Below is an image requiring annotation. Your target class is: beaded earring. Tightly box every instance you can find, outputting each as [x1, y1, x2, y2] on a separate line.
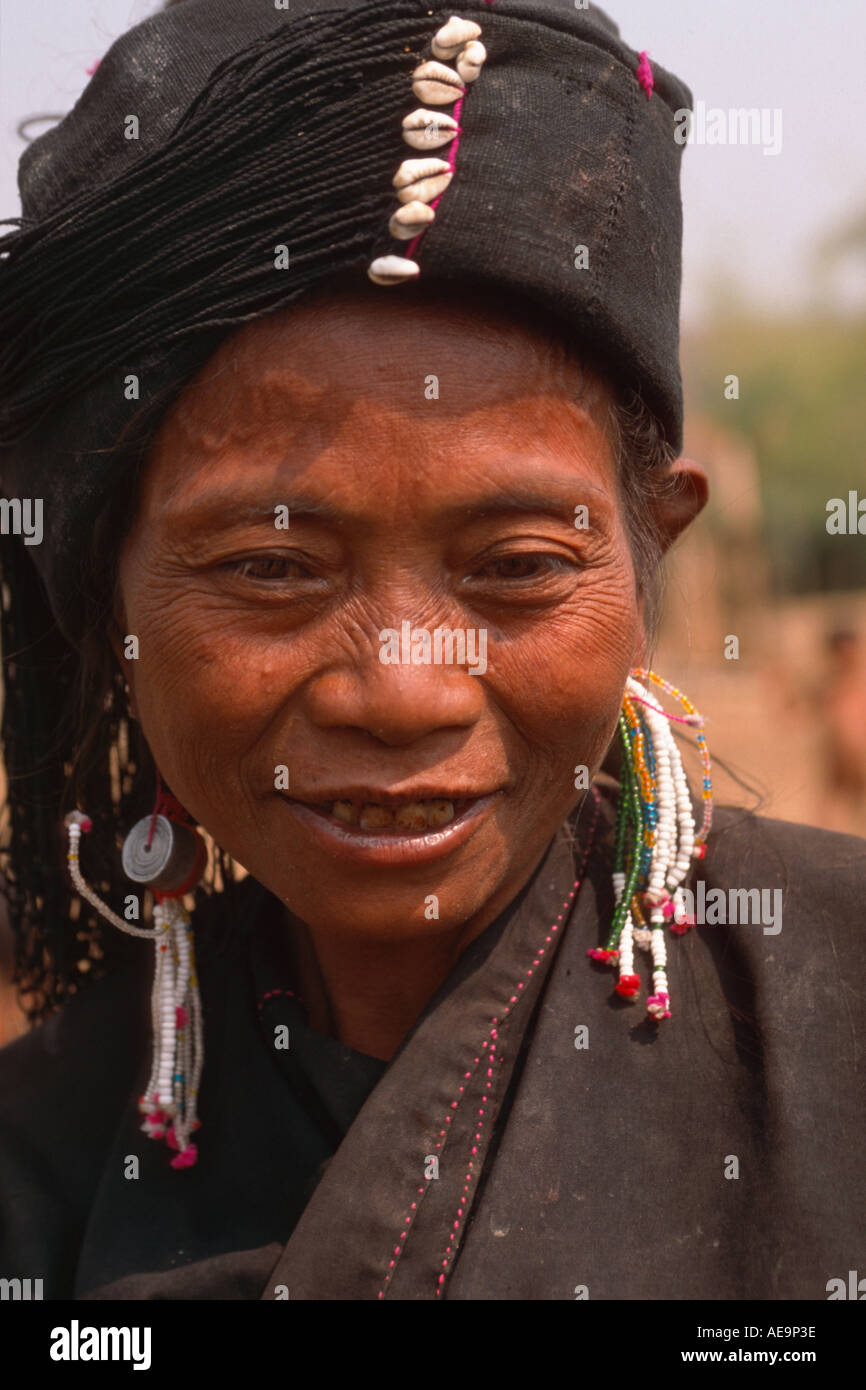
[588, 669, 713, 1020]
[64, 775, 208, 1168]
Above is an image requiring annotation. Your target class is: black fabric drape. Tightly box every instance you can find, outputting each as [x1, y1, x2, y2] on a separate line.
[1, 794, 864, 1300]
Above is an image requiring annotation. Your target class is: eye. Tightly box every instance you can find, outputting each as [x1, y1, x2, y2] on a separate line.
[227, 554, 317, 582]
[466, 552, 577, 583]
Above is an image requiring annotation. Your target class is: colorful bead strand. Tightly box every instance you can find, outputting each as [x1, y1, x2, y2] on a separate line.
[587, 672, 713, 1022]
[631, 667, 713, 850]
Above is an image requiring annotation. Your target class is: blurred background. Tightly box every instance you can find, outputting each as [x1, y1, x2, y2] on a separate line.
[1, 0, 865, 1041]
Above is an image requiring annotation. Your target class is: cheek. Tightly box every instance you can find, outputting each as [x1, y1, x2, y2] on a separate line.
[118, 571, 294, 811]
[488, 559, 638, 786]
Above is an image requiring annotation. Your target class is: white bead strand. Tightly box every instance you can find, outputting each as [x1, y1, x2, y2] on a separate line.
[64, 810, 204, 1167]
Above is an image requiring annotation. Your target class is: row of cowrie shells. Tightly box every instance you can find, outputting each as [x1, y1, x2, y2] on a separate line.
[368, 15, 487, 286]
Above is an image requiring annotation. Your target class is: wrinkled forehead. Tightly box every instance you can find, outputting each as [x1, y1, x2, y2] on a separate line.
[133, 284, 620, 530]
[156, 280, 615, 458]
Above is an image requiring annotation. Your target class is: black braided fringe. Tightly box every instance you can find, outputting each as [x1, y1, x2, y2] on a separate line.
[0, 1, 446, 447]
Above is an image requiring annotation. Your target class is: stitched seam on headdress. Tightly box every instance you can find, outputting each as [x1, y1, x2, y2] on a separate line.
[483, 4, 683, 113]
[591, 78, 638, 311]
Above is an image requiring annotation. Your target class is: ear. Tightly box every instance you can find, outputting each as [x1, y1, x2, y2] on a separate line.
[651, 456, 709, 553]
[630, 457, 709, 669]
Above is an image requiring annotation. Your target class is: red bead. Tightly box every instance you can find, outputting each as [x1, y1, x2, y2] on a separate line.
[670, 917, 694, 935]
[615, 974, 641, 998]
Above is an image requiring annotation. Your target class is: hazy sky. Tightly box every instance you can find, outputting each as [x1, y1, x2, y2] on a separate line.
[2, 0, 864, 326]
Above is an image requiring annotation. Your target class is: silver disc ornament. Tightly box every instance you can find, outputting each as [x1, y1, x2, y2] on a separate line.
[121, 814, 206, 893]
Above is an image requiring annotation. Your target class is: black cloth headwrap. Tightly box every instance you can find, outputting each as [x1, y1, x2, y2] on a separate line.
[0, 0, 692, 646]
[0, 0, 692, 1016]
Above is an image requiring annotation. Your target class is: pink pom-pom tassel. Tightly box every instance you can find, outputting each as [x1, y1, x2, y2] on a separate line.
[647, 992, 672, 1019]
[169, 1144, 198, 1170]
[636, 51, 654, 100]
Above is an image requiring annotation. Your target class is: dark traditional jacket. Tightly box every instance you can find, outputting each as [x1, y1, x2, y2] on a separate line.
[1, 791, 864, 1300]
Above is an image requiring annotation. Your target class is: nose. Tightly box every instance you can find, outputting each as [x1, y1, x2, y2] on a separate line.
[304, 649, 486, 747]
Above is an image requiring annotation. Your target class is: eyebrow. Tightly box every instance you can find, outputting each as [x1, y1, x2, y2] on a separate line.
[163, 493, 343, 534]
[443, 477, 611, 524]
[164, 474, 611, 533]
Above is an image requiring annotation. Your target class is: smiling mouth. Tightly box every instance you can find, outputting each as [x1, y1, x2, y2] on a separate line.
[280, 789, 502, 864]
[299, 796, 477, 835]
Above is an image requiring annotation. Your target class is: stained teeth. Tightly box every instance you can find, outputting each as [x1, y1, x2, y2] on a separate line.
[329, 798, 458, 830]
[359, 804, 394, 830]
[394, 802, 430, 831]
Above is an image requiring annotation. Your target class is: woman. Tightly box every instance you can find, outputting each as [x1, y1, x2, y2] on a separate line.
[0, 0, 863, 1302]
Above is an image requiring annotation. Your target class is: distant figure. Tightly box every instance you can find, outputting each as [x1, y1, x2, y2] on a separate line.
[819, 628, 866, 834]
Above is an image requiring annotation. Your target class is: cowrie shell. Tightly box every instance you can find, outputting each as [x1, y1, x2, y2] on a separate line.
[411, 59, 465, 105]
[402, 107, 459, 150]
[431, 15, 482, 61]
[393, 156, 452, 204]
[367, 255, 421, 286]
[389, 200, 436, 240]
[456, 40, 486, 83]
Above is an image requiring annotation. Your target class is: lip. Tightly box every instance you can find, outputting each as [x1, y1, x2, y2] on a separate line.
[278, 791, 503, 868]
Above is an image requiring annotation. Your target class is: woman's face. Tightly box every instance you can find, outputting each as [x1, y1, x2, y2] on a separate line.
[114, 287, 658, 944]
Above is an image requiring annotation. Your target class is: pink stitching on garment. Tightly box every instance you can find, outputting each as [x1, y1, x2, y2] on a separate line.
[375, 786, 602, 1299]
[256, 987, 304, 1012]
[434, 788, 602, 1296]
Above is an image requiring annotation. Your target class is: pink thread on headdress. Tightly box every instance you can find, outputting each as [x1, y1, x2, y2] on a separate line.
[404, 95, 466, 262]
[637, 51, 654, 100]
[403, 7, 496, 263]
[85, 59, 101, 76]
